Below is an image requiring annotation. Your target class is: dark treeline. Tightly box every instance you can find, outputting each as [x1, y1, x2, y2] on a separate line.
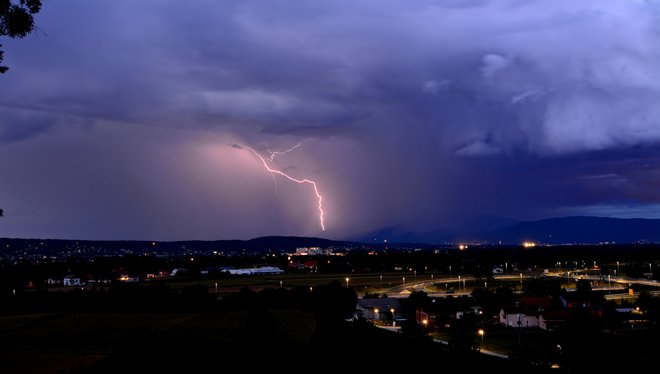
[3, 277, 658, 372]
[1, 242, 658, 371]
[0, 280, 552, 373]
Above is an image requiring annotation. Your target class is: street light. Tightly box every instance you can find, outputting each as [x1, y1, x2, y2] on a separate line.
[390, 308, 395, 326]
[379, 274, 383, 288]
[402, 277, 406, 284]
[478, 329, 485, 348]
[345, 277, 350, 288]
[449, 265, 452, 279]
[374, 308, 379, 321]
[616, 261, 620, 276]
[458, 275, 461, 290]
[214, 282, 218, 298]
[557, 344, 562, 360]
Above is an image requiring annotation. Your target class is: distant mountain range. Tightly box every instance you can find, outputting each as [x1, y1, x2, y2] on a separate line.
[3, 217, 660, 255]
[354, 216, 660, 245]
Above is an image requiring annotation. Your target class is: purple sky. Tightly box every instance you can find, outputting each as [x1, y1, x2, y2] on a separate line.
[1, 0, 660, 241]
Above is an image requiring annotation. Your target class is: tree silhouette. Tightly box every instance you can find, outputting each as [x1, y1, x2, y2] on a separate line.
[575, 279, 592, 294]
[1, 0, 43, 73]
[449, 312, 479, 352]
[406, 290, 431, 310]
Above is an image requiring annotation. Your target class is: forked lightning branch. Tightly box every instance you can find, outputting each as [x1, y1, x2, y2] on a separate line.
[231, 143, 326, 231]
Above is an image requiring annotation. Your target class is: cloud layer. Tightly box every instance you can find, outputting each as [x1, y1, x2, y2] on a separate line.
[1, 0, 659, 240]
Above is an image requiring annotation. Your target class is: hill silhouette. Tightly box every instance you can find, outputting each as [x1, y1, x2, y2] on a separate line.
[355, 216, 660, 245]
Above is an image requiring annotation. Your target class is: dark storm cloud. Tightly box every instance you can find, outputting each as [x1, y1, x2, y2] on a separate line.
[0, 107, 55, 144]
[1, 0, 660, 240]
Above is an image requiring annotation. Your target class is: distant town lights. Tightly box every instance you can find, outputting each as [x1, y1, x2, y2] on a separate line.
[522, 241, 536, 248]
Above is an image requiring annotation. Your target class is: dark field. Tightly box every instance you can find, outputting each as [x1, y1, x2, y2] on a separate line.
[1, 243, 658, 373]
[0, 310, 548, 374]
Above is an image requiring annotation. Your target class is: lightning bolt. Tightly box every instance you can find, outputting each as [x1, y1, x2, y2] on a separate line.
[267, 143, 301, 162]
[232, 143, 326, 231]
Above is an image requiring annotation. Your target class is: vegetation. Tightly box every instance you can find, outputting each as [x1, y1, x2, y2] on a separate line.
[0, 0, 42, 73]
[1, 242, 659, 372]
[426, 278, 660, 372]
[0, 280, 552, 373]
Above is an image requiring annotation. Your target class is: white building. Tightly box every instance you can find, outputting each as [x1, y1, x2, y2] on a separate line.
[225, 266, 284, 275]
[63, 275, 82, 287]
[499, 306, 539, 328]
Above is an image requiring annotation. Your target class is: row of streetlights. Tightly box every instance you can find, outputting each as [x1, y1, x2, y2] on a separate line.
[271, 264, 653, 293]
[214, 271, 523, 298]
[215, 261, 653, 296]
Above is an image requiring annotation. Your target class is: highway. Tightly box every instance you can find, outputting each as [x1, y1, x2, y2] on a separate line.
[372, 271, 660, 299]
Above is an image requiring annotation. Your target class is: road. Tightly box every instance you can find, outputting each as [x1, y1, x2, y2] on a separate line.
[377, 325, 510, 359]
[370, 271, 660, 299]
[374, 274, 532, 298]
